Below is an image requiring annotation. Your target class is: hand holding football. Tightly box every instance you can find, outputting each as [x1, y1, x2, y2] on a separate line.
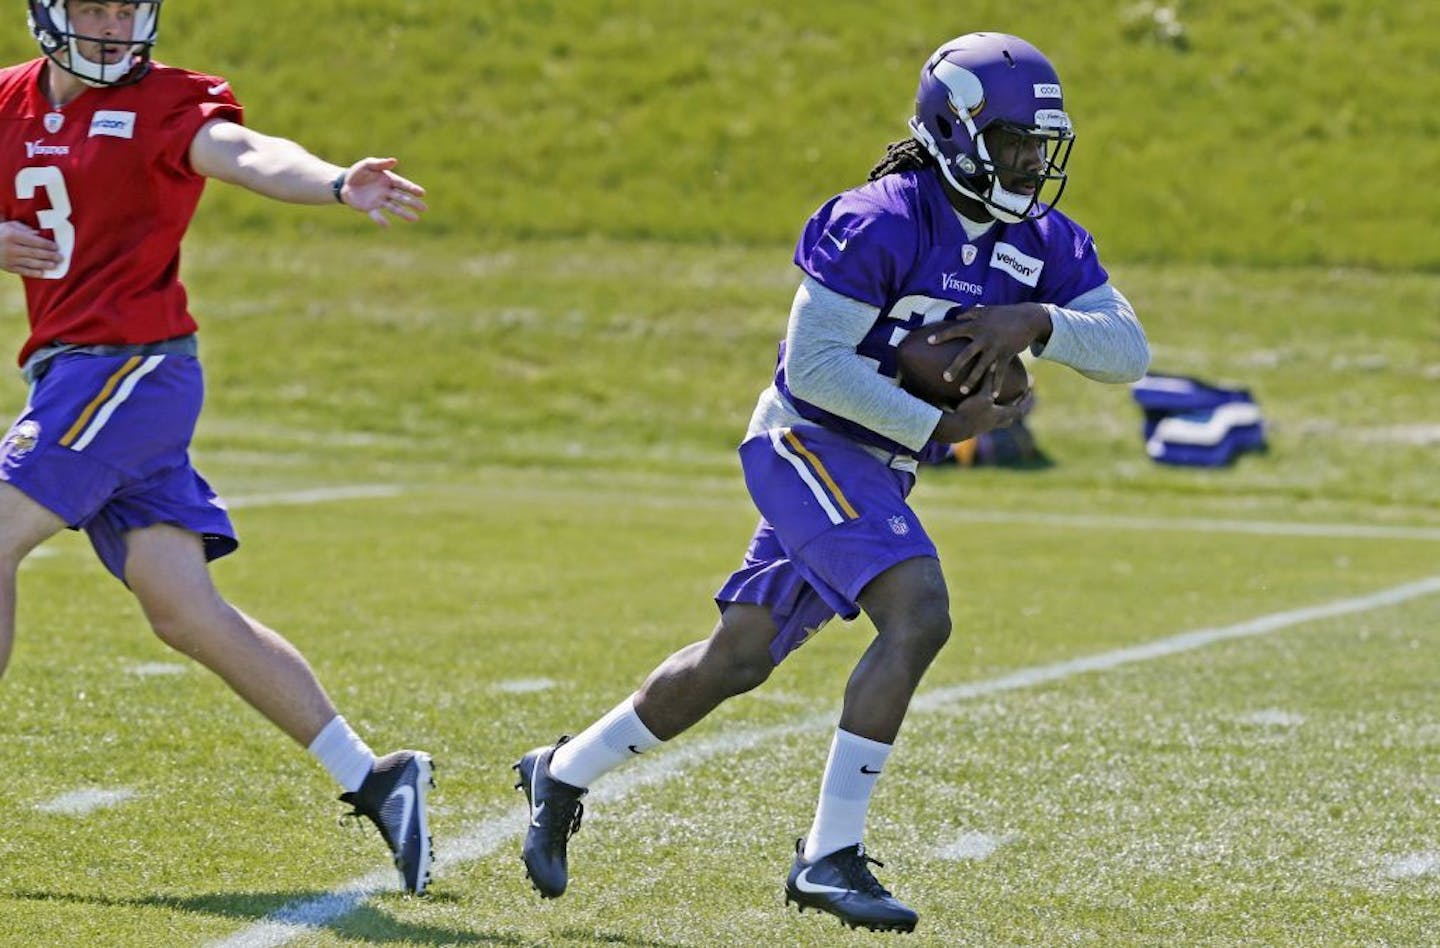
[896, 330, 1030, 409]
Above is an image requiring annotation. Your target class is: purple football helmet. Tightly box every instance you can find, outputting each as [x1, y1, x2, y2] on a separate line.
[28, 0, 161, 88]
[909, 33, 1074, 222]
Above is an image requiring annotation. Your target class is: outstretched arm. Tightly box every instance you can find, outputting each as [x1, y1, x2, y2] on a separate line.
[188, 119, 428, 228]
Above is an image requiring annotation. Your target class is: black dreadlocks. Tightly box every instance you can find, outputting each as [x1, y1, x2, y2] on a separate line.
[866, 138, 935, 181]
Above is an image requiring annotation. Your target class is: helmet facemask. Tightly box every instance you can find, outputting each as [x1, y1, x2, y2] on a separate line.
[28, 0, 162, 88]
[967, 119, 1073, 223]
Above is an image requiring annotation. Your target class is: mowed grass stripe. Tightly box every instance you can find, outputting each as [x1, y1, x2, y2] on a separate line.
[211, 573, 1440, 947]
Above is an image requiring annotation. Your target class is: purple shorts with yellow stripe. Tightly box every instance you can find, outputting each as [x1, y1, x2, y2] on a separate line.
[715, 424, 938, 665]
[0, 350, 236, 580]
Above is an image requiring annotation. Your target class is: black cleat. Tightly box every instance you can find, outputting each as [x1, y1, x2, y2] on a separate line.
[513, 737, 587, 899]
[784, 838, 918, 933]
[340, 750, 435, 894]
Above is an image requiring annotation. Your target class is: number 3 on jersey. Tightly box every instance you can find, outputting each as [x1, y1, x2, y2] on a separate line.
[15, 166, 73, 279]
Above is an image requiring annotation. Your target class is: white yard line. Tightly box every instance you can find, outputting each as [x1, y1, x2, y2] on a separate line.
[1383, 852, 1440, 879]
[491, 678, 558, 694]
[935, 831, 1018, 862]
[125, 661, 189, 677]
[36, 787, 136, 816]
[224, 485, 404, 509]
[912, 575, 1440, 711]
[924, 508, 1440, 542]
[211, 573, 1440, 948]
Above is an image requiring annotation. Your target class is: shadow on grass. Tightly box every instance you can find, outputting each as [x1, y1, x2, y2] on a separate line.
[1, 888, 520, 945]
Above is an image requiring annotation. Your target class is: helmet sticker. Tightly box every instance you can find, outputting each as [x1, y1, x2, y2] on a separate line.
[1034, 109, 1072, 131]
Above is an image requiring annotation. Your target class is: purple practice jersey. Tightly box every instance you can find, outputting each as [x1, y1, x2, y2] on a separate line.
[776, 167, 1109, 455]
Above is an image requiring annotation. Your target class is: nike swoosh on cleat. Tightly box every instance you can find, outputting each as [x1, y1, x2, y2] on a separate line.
[530, 800, 546, 828]
[392, 784, 415, 841]
[860, 765, 882, 775]
[794, 866, 852, 896]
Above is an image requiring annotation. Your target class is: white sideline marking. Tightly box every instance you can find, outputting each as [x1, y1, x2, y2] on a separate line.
[492, 678, 556, 694]
[125, 661, 189, 677]
[225, 485, 403, 509]
[1383, 852, 1440, 879]
[1235, 709, 1306, 727]
[211, 574, 1440, 947]
[36, 787, 135, 815]
[925, 508, 1440, 543]
[912, 575, 1440, 713]
[936, 831, 1016, 861]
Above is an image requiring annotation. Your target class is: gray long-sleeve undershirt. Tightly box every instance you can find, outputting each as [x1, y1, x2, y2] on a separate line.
[745, 276, 1150, 454]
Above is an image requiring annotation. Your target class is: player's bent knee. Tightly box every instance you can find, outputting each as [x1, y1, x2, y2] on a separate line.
[146, 612, 198, 653]
[142, 598, 238, 655]
[709, 603, 780, 694]
[885, 607, 952, 662]
[722, 652, 774, 695]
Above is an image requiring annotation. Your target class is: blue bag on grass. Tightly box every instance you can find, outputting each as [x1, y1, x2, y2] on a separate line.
[1131, 373, 1266, 467]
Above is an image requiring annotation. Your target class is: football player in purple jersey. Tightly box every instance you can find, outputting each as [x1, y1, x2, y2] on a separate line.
[515, 32, 1149, 932]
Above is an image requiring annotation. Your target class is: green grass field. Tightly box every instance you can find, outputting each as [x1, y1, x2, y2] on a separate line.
[1, 1, 1438, 945]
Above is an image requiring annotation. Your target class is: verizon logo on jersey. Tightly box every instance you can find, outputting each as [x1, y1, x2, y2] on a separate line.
[89, 110, 136, 139]
[989, 242, 1044, 287]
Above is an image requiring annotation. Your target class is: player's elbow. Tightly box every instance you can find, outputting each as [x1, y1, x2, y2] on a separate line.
[1120, 324, 1152, 382]
[1089, 320, 1151, 383]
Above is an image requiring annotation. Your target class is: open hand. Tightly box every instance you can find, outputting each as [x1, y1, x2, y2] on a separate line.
[337, 157, 429, 228]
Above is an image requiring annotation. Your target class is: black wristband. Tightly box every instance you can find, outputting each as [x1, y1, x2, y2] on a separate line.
[330, 171, 346, 204]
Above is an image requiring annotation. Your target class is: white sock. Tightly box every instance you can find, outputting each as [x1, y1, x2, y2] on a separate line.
[802, 728, 893, 862]
[550, 694, 662, 788]
[308, 715, 377, 793]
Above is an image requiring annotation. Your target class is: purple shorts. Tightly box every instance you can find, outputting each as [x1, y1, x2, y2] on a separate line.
[0, 351, 236, 580]
[716, 424, 938, 665]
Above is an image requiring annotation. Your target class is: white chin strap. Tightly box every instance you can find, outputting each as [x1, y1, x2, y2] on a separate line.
[63, 45, 139, 86]
[981, 184, 1033, 224]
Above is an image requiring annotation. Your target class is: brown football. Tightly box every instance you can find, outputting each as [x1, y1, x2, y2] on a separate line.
[896, 330, 1030, 409]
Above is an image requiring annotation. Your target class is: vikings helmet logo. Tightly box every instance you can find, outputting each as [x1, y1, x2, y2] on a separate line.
[935, 60, 986, 119]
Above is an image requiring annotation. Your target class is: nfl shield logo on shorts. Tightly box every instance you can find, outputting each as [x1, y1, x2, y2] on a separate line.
[887, 515, 910, 536]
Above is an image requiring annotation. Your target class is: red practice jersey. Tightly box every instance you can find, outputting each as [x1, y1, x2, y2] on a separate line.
[0, 58, 243, 364]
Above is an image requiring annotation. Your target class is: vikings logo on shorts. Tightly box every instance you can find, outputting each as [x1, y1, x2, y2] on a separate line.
[1, 419, 41, 467]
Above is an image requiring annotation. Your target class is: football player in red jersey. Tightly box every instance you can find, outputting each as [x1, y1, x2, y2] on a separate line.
[0, 1, 434, 893]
